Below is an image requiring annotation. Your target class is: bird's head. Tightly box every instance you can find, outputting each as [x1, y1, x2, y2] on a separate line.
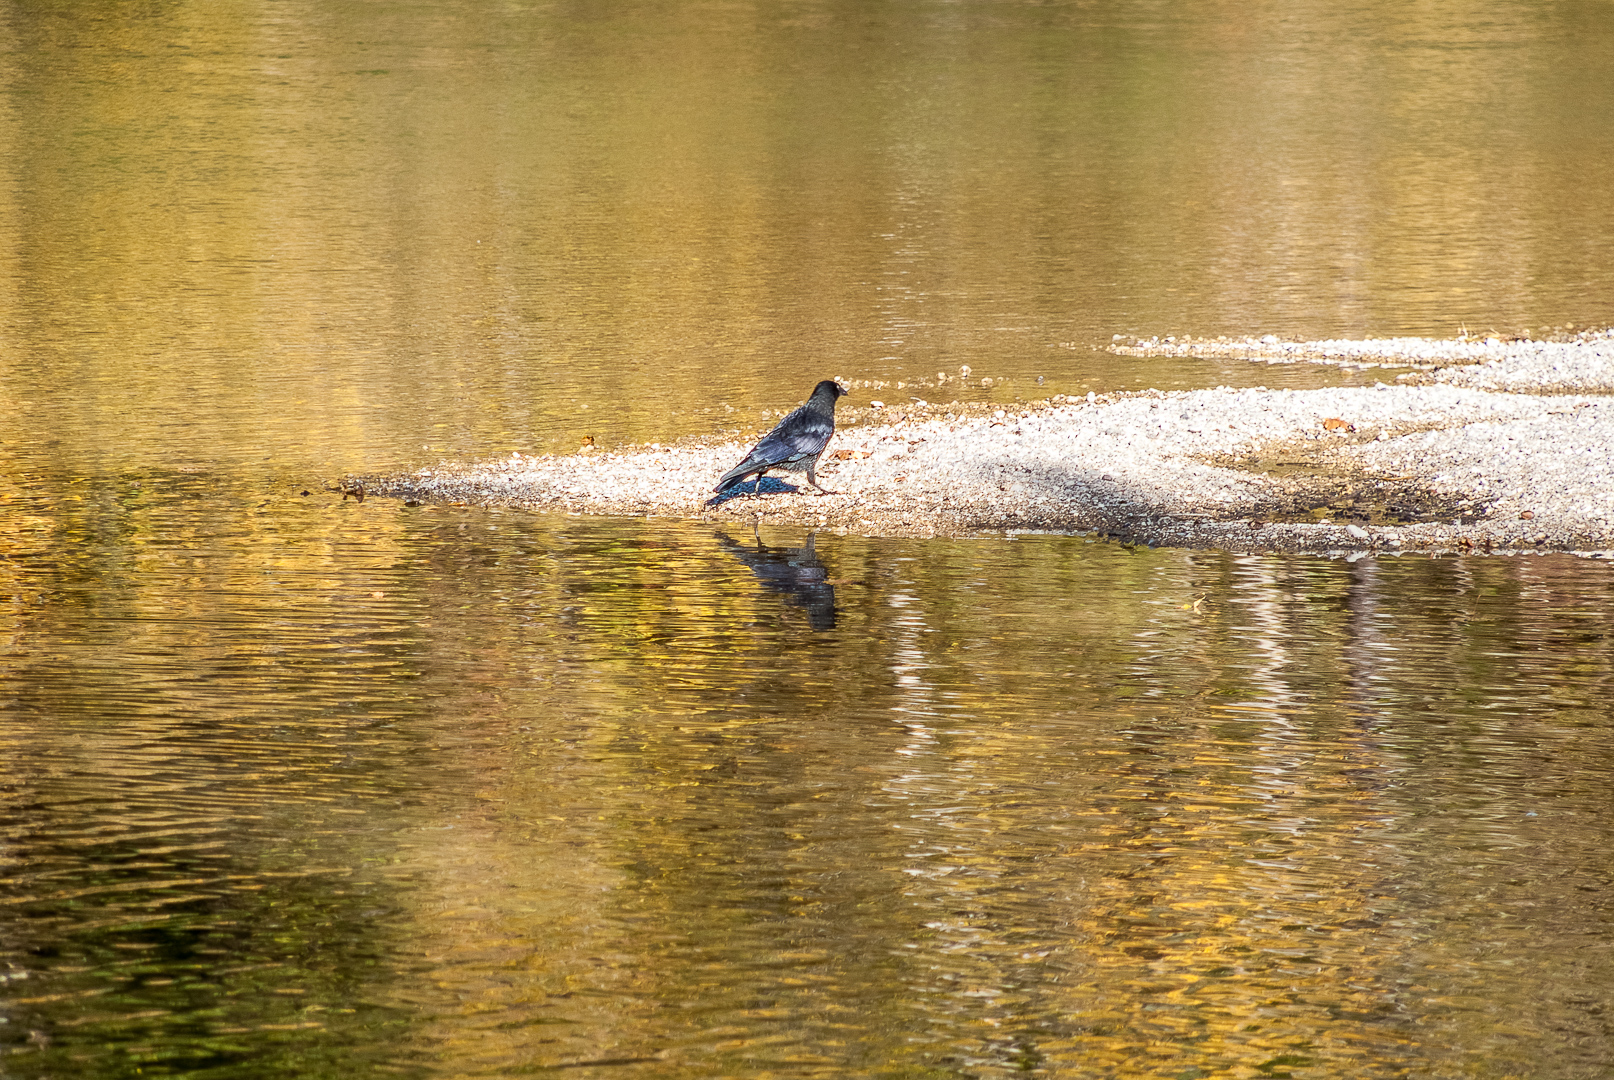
[812, 379, 846, 402]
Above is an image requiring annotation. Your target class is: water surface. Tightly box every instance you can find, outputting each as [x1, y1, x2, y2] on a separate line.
[4, 2, 1614, 1076]
[4, 0, 1613, 466]
[5, 496, 1614, 1077]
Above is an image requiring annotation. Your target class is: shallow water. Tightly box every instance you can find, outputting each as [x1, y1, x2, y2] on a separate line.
[4, 1, 1614, 1076]
[5, 492, 1614, 1077]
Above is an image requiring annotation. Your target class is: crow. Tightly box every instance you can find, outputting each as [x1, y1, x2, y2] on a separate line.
[714, 380, 846, 495]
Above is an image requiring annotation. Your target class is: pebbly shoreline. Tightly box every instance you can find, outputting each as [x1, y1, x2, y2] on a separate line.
[347, 331, 1614, 557]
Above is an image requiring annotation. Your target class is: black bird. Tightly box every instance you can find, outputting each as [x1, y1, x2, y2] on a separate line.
[714, 379, 846, 495]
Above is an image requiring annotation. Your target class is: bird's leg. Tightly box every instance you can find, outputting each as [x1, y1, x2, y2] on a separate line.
[806, 466, 836, 495]
[753, 475, 763, 495]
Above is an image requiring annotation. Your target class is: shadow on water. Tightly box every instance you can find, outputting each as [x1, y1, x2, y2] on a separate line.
[715, 529, 837, 630]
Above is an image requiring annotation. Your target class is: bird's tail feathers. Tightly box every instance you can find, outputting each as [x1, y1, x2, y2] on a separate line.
[714, 462, 759, 492]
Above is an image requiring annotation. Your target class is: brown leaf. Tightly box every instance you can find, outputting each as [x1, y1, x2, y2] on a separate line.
[1322, 417, 1354, 432]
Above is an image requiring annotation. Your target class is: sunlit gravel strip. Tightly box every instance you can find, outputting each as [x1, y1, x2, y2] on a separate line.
[352, 332, 1614, 558]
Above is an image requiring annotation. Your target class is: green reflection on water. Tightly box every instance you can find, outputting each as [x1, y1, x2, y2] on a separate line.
[5, 495, 1613, 1076]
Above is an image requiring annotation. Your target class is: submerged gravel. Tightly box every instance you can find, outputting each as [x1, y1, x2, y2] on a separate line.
[350, 332, 1614, 557]
[1113, 327, 1614, 394]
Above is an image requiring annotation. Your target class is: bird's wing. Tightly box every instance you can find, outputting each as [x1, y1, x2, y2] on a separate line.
[750, 406, 834, 465]
[714, 401, 837, 491]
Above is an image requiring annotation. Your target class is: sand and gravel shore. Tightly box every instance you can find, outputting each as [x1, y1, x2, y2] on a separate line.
[348, 330, 1614, 557]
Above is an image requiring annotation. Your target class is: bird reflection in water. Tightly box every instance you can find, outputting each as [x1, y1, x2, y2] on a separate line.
[716, 530, 837, 630]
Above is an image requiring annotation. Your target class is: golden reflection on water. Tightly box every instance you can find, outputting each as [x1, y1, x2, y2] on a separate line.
[52, 512, 1584, 1078]
[2, 495, 1613, 1075]
[4, 0, 1614, 474]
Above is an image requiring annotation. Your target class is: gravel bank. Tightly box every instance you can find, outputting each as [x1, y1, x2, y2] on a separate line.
[349, 333, 1614, 557]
